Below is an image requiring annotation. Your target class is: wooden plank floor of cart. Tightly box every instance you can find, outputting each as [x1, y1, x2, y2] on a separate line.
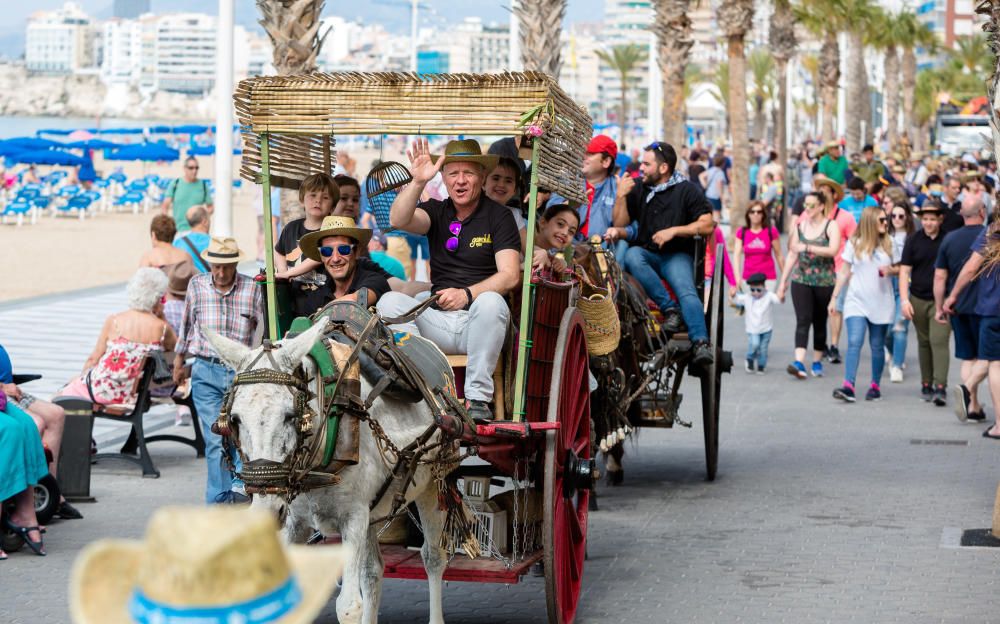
[381, 545, 543, 583]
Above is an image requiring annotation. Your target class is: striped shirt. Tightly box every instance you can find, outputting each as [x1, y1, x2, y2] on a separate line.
[177, 273, 262, 359]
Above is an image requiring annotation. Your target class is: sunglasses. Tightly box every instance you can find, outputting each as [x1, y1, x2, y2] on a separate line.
[748, 210, 764, 215]
[749, 287, 765, 293]
[877, 217, 888, 224]
[319, 244, 355, 257]
[185, 166, 199, 170]
[645, 141, 670, 157]
[892, 213, 906, 219]
[445, 220, 462, 253]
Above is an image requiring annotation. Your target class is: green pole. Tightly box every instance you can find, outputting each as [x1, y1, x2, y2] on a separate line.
[512, 139, 541, 421]
[260, 133, 278, 342]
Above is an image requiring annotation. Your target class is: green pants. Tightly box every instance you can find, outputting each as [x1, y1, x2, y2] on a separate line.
[910, 295, 951, 386]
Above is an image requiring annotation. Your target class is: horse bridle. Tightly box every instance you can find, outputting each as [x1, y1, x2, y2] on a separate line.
[214, 339, 341, 501]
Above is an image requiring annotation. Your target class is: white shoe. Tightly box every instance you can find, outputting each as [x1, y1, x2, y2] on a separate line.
[175, 405, 192, 427]
[890, 366, 903, 383]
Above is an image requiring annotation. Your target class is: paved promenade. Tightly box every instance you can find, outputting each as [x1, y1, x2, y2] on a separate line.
[2, 282, 999, 623]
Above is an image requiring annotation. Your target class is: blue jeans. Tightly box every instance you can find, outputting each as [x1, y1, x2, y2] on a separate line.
[191, 359, 239, 504]
[746, 331, 772, 369]
[885, 277, 909, 368]
[625, 247, 708, 343]
[844, 316, 889, 387]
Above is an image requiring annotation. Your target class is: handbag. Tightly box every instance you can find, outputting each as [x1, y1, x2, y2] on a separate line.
[149, 350, 174, 385]
[573, 266, 621, 356]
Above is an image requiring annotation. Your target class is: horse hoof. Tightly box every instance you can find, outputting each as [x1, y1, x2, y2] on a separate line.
[607, 469, 624, 486]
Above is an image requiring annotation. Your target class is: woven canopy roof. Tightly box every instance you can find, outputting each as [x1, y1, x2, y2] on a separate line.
[234, 71, 592, 203]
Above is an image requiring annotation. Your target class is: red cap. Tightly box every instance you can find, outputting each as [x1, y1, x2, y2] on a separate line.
[586, 135, 618, 160]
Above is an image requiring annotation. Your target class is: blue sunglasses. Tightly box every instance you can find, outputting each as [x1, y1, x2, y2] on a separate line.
[319, 244, 355, 257]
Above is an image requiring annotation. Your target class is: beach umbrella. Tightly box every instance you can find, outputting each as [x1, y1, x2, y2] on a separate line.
[106, 143, 180, 162]
[65, 139, 122, 150]
[11, 149, 87, 166]
[149, 125, 173, 134]
[0, 137, 65, 151]
[172, 124, 209, 135]
[67, 129, 95, 141]
[97, 128, 145, 135]
[35, 129, 75, 137]
[186, 144, 241, 156]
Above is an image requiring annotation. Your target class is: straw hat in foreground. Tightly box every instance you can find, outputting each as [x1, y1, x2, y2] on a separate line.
[298, 215, 373, 262]
[69, 506, 344, 624]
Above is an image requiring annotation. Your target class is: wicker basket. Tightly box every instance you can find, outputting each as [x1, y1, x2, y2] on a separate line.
[574, 267, 620, 356]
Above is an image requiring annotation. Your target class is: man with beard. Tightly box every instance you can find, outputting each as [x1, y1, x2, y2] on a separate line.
[298, 215, 390, 306]
[604, 141, 716, 367]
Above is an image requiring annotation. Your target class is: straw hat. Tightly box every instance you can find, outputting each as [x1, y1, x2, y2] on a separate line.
[69, 506, 344, 624]
[430, 139, 499, 170]
[914, 202, 946, 216]
[812, 174, 844, 203]
[200, 237, 247, 265]
[299, 215, 373, 262]
[165, 260, 196, 297]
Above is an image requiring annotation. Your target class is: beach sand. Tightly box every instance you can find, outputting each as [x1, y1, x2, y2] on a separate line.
[1, 145, 398, 303]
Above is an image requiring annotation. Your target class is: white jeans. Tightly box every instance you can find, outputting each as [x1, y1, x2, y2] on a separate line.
[377, 290, 509, 402]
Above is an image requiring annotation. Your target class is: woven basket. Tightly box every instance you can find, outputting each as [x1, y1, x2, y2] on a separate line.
[574, 267, 620, 356]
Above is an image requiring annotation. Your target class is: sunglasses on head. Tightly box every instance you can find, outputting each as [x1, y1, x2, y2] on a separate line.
[445, 220, 462, 253]
[645, 141, 669, 157]
[319, 244, 355, 257]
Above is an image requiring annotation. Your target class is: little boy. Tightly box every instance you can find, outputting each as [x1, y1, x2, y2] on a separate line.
[731, 272, 781, 374]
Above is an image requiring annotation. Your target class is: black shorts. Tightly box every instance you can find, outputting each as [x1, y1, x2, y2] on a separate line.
[979, 316, 1000, 362]
[951, 314, 982, 360]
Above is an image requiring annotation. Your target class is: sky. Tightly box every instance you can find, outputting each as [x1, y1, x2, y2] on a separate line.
[0, 0, 606, 58]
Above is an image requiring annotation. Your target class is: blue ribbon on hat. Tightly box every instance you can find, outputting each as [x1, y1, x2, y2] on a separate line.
[128, 577, 302, 624]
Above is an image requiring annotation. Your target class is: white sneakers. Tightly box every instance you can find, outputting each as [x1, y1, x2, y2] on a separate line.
[890, 366, 903, 383]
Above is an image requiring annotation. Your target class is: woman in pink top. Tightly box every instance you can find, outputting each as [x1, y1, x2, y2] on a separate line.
[704, 225, 737, 298]
[734, 200, 783, 288]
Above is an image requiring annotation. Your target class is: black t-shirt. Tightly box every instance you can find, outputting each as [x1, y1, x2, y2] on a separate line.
[941, 199, 964, 234]
[935, 224, 985, 315]
[314, 257, 391, 306]
[275, 218, 330, 317]
[901, 228, 944, 300]
[419, 195, 521, 292]
[688, 164, 706, 190]
[625, 179, 711, 256]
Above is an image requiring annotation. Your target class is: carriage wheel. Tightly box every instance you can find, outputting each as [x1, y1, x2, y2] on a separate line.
[543, 308, 593, 624]
[700, 246, 728, 481]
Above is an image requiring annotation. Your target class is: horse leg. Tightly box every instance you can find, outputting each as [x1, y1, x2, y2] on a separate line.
[359, 524, 385, 624]
[335, 511, 368, 624]
[414, 486, 447, 624]
[606, 442, 625, 486]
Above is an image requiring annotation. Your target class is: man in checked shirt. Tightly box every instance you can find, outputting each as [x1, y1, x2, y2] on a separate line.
[173, 237, 262, 504]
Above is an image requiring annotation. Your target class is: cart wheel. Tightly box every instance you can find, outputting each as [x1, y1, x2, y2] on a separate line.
[701, 245, 731, 481]
[543, 308, 593, 624]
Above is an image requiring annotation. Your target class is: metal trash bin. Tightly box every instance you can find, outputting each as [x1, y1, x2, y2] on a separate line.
[53, 397, 96, 503]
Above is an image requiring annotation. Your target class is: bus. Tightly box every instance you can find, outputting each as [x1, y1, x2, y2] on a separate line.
[933, 114, 990, 155]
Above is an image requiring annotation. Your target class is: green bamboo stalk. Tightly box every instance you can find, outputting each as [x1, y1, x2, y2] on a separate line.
[260, 133, 279, 342]
[512, 139, 541, 421]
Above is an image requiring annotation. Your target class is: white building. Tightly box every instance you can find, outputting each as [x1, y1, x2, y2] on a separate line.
[25, 2, 97, 75]
[419, 17, 510, 74]
[561, 24, 602, 116]
[100, 17, 143, 85]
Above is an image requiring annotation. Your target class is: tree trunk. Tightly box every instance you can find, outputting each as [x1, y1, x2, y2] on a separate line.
[515, 0, 568, 77]
[776, 59, 789, 178]
[884, 45, 900, 146]
[902, 47, 917, 144]
[728, 35, 750, 228]
[752, 97, 767, 142]
[663, 63, 687, 146]
[845, 30, 864, 153]
[819, 32, 840, 142]
[656, 0, 693, 146]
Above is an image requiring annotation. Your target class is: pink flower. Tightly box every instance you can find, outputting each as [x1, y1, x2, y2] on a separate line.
[526, 124, 543, 137]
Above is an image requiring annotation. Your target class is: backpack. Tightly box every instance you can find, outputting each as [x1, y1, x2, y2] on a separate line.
[169, 178, 210, 204]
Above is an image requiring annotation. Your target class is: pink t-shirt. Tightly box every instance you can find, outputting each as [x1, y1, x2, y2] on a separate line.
[797, 207, 856, 273]
[736, 225, 780, 279]
[704, 226, 737, 286]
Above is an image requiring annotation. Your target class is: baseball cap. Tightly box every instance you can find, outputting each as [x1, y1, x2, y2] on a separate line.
[586, 135, 618, 160]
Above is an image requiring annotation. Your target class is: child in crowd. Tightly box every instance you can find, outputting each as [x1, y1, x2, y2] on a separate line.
[732, 272, 781, 374]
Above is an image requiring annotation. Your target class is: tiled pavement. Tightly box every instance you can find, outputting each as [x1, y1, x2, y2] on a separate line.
[2, 281, 1000, 623]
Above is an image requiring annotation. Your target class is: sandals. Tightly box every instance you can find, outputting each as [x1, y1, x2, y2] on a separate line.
[3, 518, 46, 556]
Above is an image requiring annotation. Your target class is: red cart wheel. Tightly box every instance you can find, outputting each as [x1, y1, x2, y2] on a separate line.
[543, 308, 593, 624]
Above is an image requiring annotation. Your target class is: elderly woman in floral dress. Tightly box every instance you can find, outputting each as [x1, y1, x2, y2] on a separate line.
[57, 268, 176, 406]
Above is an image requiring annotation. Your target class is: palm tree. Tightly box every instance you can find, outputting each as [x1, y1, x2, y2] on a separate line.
[256, 0, 328, 224]
[799, 52, 821, 134]
[748, 47, 775, 142]
[913, 69, 942, 151]
[949, 33, 992, 74]
[769, 0, 797, 174]
[652, 0, 694, 146]
[708, 61, 731, 136]
[796, 0, 850, 142]
[596, 44, 647, 147]
[514, 0, 568, 77]
[717, 0, 754, 228]
[869, 10, 903, 146]
[842, 0, 877, 152]
[895, 10, 936, 145]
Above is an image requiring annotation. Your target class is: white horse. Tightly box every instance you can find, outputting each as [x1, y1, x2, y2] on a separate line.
[206, 320, 449, 624]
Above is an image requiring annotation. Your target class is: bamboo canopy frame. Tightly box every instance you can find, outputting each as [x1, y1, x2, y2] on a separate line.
[234, 70, 594, 420]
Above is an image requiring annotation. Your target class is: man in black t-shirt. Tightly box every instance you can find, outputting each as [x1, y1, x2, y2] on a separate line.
[605, 141, 716, 366]
[901, 202, 951, 404]
[299, 216, 390, 307]
[376, 139, 521, 421]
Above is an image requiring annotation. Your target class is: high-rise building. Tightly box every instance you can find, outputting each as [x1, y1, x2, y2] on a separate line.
[419, 18, 509, 74]
[100, 17, 144, 85]
[25, 2, 97, 75]
[599, 0, 653, 139]
[113, 0, 150, 19]
[916, 0, 987, 66]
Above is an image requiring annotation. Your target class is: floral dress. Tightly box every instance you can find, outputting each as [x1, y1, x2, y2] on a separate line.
[63, 318, 167, 405]
[790, 219, 836, 287]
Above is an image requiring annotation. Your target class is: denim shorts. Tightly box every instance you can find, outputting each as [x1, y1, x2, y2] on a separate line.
[979, 316, 1000, 362]
[951, 314, 982, 360]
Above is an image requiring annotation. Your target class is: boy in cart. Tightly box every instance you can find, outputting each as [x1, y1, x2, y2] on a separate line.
[732, 272, 782, 374]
